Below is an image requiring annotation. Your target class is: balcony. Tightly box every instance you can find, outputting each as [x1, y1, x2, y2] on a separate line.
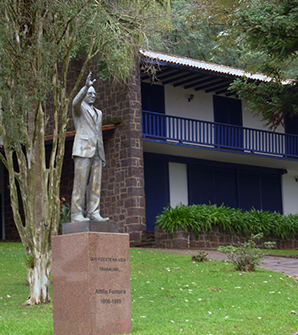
[142, 110, 298, 159]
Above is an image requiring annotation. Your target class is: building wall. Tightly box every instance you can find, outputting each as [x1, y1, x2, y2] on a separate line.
[156, 226, 298, 250]
[2, 165, 19, 240]
[282, 170, 298, 215]
[164, 85, 285, 133]
[169, 162, 188, 207]
[165, 85, 213, 122]
[93, 63, 146, 245]
[0, 162, 4, 240]
[159, 83, 298, 216]
[160, 158, 298, 216]
[59, 140, 75, 203]
[144, 152, 288, 221]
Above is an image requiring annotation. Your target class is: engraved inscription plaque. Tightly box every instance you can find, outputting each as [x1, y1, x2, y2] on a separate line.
[52, 232, 132, 335]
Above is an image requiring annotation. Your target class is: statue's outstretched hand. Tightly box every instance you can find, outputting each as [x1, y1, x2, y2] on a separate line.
[86, 72, 96, 87]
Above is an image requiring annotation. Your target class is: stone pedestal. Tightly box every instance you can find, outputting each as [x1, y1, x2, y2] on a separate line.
[52, 232, 132, 335]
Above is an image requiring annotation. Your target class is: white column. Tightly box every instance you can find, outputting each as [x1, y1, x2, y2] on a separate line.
[169, 162, 188, 207]
[282, 170, 298, 214]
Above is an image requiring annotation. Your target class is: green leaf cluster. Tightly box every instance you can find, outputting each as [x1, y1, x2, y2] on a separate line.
[59, 198, 71, 226]
[155, 203, 298, 239]
[228, 0, 298, 128]
[235, 0, 298, 61]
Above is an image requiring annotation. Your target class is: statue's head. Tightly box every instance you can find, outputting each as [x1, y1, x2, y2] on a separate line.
[84, 86, 97, 105]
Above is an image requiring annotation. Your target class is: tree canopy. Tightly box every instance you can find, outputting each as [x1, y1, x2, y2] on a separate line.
[228, 0, 298, 128]
[159, 0, 298, 76]
[153, 0, 266, 69]
[171, 0, 298, 129]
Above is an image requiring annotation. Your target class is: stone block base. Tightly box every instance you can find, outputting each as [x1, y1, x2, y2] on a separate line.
[62, 220, 118, 235]
[52, 232, 132, 335]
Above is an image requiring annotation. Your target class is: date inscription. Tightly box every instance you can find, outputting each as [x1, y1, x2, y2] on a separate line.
[100, 299, 122, 304]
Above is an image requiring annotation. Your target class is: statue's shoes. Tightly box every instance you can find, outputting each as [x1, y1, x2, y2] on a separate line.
[72, 215, 89, 222]
[89, 214, 110, 222]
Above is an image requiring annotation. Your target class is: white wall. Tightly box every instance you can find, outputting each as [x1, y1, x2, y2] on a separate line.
[282, 170, 298, 215]
[165, 85, 214, 122]
[169, 162, 188, 207]
[164, 85, 285, 133]
[242, 101, 284, 133]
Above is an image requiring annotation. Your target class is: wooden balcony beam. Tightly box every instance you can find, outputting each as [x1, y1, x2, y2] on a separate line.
[44, 124, 116, 142]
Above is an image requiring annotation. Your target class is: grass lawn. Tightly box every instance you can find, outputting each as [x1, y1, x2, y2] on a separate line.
[1, 242, 298, 335]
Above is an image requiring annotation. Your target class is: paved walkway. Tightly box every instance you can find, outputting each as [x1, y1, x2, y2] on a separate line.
[151, 248, 298, 279]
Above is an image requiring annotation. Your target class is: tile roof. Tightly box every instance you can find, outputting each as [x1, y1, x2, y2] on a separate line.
[140, 49, 280, 83]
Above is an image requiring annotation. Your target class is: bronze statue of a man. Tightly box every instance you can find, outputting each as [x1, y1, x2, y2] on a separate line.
[71, 72, 109, 222]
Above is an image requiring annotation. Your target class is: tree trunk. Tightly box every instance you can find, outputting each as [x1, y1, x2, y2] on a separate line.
[23, 249, 51, 306]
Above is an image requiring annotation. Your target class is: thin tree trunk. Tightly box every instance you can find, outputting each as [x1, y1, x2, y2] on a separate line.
[24, 246, 51, 305]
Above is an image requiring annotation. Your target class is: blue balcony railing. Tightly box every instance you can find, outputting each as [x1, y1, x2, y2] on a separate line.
[142, 110, 298, 158]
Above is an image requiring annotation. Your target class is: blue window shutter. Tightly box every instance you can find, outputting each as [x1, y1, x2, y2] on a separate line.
[144, 156, 169, 231]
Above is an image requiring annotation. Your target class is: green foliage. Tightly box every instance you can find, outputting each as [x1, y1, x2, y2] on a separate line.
[155, 0, 251, 68]
[176, 0, 298, 129]
[156, 203, 298, 240]
[235, 0, 298, 61]
[228, 0, 298, 128]
[218, 233, 276, 271]
[59, 198, 71, 226]
[191, 251, 208, 262]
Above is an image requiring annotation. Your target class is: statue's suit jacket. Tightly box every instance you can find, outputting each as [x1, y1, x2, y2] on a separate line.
[72, 86, 106, 163]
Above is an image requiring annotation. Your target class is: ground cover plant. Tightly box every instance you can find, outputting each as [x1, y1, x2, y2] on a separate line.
[218, 233, 276, 272]
[156, 203, 298, 239]
[1, 243, 298, 334]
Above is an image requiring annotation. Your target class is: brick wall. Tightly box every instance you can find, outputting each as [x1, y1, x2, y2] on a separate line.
[58, 140, 75, 203]
[58, 61, 146, 246]
[155, 227, 298, 250]
[93, 63, 146, 246]
[45, 59, 83, 136]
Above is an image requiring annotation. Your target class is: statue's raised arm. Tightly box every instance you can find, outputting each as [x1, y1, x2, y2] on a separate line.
[72, 72, 97, 114]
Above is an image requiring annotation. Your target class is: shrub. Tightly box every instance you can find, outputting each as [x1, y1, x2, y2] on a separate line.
[191, 252, 209, 262]
[218, 233, 276, 271]
[155, 203, 298, 240]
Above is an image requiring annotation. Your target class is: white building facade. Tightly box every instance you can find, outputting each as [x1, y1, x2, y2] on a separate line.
[141, 50, 298, 231]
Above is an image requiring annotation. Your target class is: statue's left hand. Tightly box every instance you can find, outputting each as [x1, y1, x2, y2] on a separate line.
[102, 161, 106, 167]
[86, 72, 96, 87]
